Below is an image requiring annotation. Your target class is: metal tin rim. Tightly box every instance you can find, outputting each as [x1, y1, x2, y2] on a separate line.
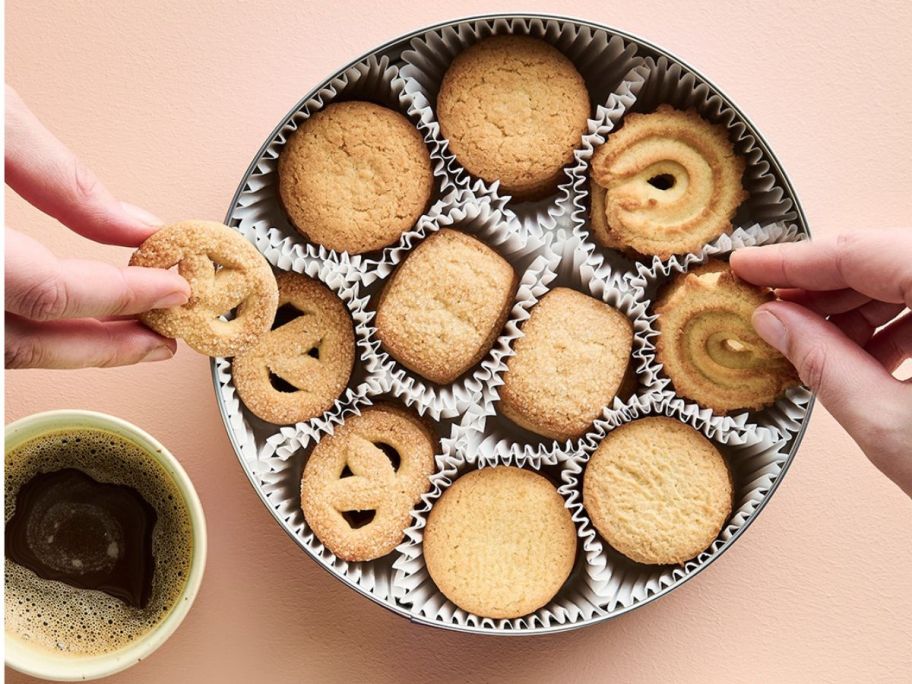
[211, 11, 814, 636]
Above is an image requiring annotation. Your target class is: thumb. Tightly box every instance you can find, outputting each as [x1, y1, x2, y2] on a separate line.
[752, 301, 911, 448]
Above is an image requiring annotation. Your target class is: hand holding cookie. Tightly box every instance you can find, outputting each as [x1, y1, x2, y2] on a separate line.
[731, 230, 912, 496]
[130, 221, 278, 357]
[5, 85, 190, 369]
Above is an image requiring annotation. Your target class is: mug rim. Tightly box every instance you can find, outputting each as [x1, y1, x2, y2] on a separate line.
[4, 409, 208, 681]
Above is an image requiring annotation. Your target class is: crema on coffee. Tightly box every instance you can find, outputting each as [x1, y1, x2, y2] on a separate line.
[5, 429, 193, 656]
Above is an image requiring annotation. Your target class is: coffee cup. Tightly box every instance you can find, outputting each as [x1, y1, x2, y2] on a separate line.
[4, 410, 207, 681]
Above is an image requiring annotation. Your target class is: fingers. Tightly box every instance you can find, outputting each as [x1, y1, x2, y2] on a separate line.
[751, 301, 911, 452]
[829, 301, 906, 346]
[865, 311, 912, 373]
[5, 229, 189, 320]
[730, 230, 912, 306]
[776, 288, 871, 315]
[4, 85, 160, 247]
[6, 314, 177, 369]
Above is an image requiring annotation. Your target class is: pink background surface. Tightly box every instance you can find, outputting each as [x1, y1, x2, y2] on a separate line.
[5, 1, 912, 681]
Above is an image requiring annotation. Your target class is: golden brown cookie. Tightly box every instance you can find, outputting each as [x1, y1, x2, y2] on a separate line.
[376, 229, 518, 384]
[300, 403, 437, 562]
[278, 101, 434, 254]
[232, 273, 355, 425]
[583, 417, 732, 565]
[590, 106, 747, 258]
[656, 260, 799, 412]
[500, 288, 634, 441]
[437, 35, 590, 201]
[423, 466, 577, 619]
[130, 221, 278, 357]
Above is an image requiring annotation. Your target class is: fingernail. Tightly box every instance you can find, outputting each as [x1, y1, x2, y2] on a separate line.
[121, 201, 162, 227]
[141, 346, 174, 363]
[752, 307, 788, 352]
[153, 290, 189, 309]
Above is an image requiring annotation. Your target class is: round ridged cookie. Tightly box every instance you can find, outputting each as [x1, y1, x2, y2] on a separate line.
[583, 417, 732, 565]
[130, 221, 278, 357]
[300, 404, 437, 562]
[656, 260, 799, 412]
[278, 101, 434, 254]
[437, 35, 590, 201]
[423, 467, 577, 619]
[590, 106, 747, 258]
[232, 273, 355, 425]
[499, 288, 634, 441]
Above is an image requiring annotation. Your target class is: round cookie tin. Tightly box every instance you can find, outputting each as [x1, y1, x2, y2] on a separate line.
[212, 13, 813, 635]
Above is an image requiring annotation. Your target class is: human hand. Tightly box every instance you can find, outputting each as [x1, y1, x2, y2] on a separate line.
[730, 230, 912, 497]
[5, 85, 190, 369]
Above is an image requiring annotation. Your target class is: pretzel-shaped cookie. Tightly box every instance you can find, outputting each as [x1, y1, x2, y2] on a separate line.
[130, 221, 278, 357]
[233, 273, 355, 425]
[300, 404, 437, 562]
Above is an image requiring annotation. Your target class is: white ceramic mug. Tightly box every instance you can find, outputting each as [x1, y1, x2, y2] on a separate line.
[4, 410, 207, 681]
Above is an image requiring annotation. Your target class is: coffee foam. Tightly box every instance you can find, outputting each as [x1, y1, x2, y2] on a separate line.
[5, 428, 194, 657]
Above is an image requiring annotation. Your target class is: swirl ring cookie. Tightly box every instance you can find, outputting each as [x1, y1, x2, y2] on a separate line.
[438, 35, 590, 201]
[232, 273, 355, 425]
[278, 101, 434, 254]
[300, 404, 437, 562]
[590, 106, 747, 258]
[656, 260, 799, 413]
[584, 417, 732, 565]
[423, 467, 577, 619]
[130, 221, 278, 357]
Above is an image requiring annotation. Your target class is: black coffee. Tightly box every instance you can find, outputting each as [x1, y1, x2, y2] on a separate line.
[5, 429, 193, 656]
[6, 468, 157, 609]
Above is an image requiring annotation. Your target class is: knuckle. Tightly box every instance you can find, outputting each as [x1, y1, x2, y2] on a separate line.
[5, 336, 41, 369]
[71, 157, 102, 204]
[794, 341, 828, 390]
[16, 275, 68, 321]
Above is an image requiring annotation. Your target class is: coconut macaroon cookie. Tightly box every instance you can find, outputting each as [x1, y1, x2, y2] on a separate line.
[655, 260, 798, 412]
[500, 288, 634, 441]
[423, 467, 577, 619]
[583, 417, 732, 565]
[300, 403, 437, 562]
[232, 273, 355, 425]
[278, 101, 434, 254]
[437, 35, 590, 201]
[376, 229, 518, 384]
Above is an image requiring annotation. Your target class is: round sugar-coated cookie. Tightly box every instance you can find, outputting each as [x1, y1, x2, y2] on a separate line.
[500, 288, 634, 441]
[583, 417, 732, 565]
[130, 220, 278, 357]
[376, 229, 518, 385]
[437, 35, 590, 201]
[655, 260, 799, 412]
[278, 101, 434, 254]
[300, 403, 437, 562]
[232, 273, 355, 425]
[423, 466, 577, 619]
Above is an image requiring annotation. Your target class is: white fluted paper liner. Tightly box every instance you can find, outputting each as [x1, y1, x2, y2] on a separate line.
[362, 189, 556, 421]
[627, 222, 813, 440]
[255, 389, 465, 607]
[391, 435, 607, 632]
[571, 394, 789, 610]
[399, 16, 648, 234]
[215, 253, 390, 467]
[570, 54, 804, 267]
[472, 234, 668, 464]
[225, 53, 455, 281]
